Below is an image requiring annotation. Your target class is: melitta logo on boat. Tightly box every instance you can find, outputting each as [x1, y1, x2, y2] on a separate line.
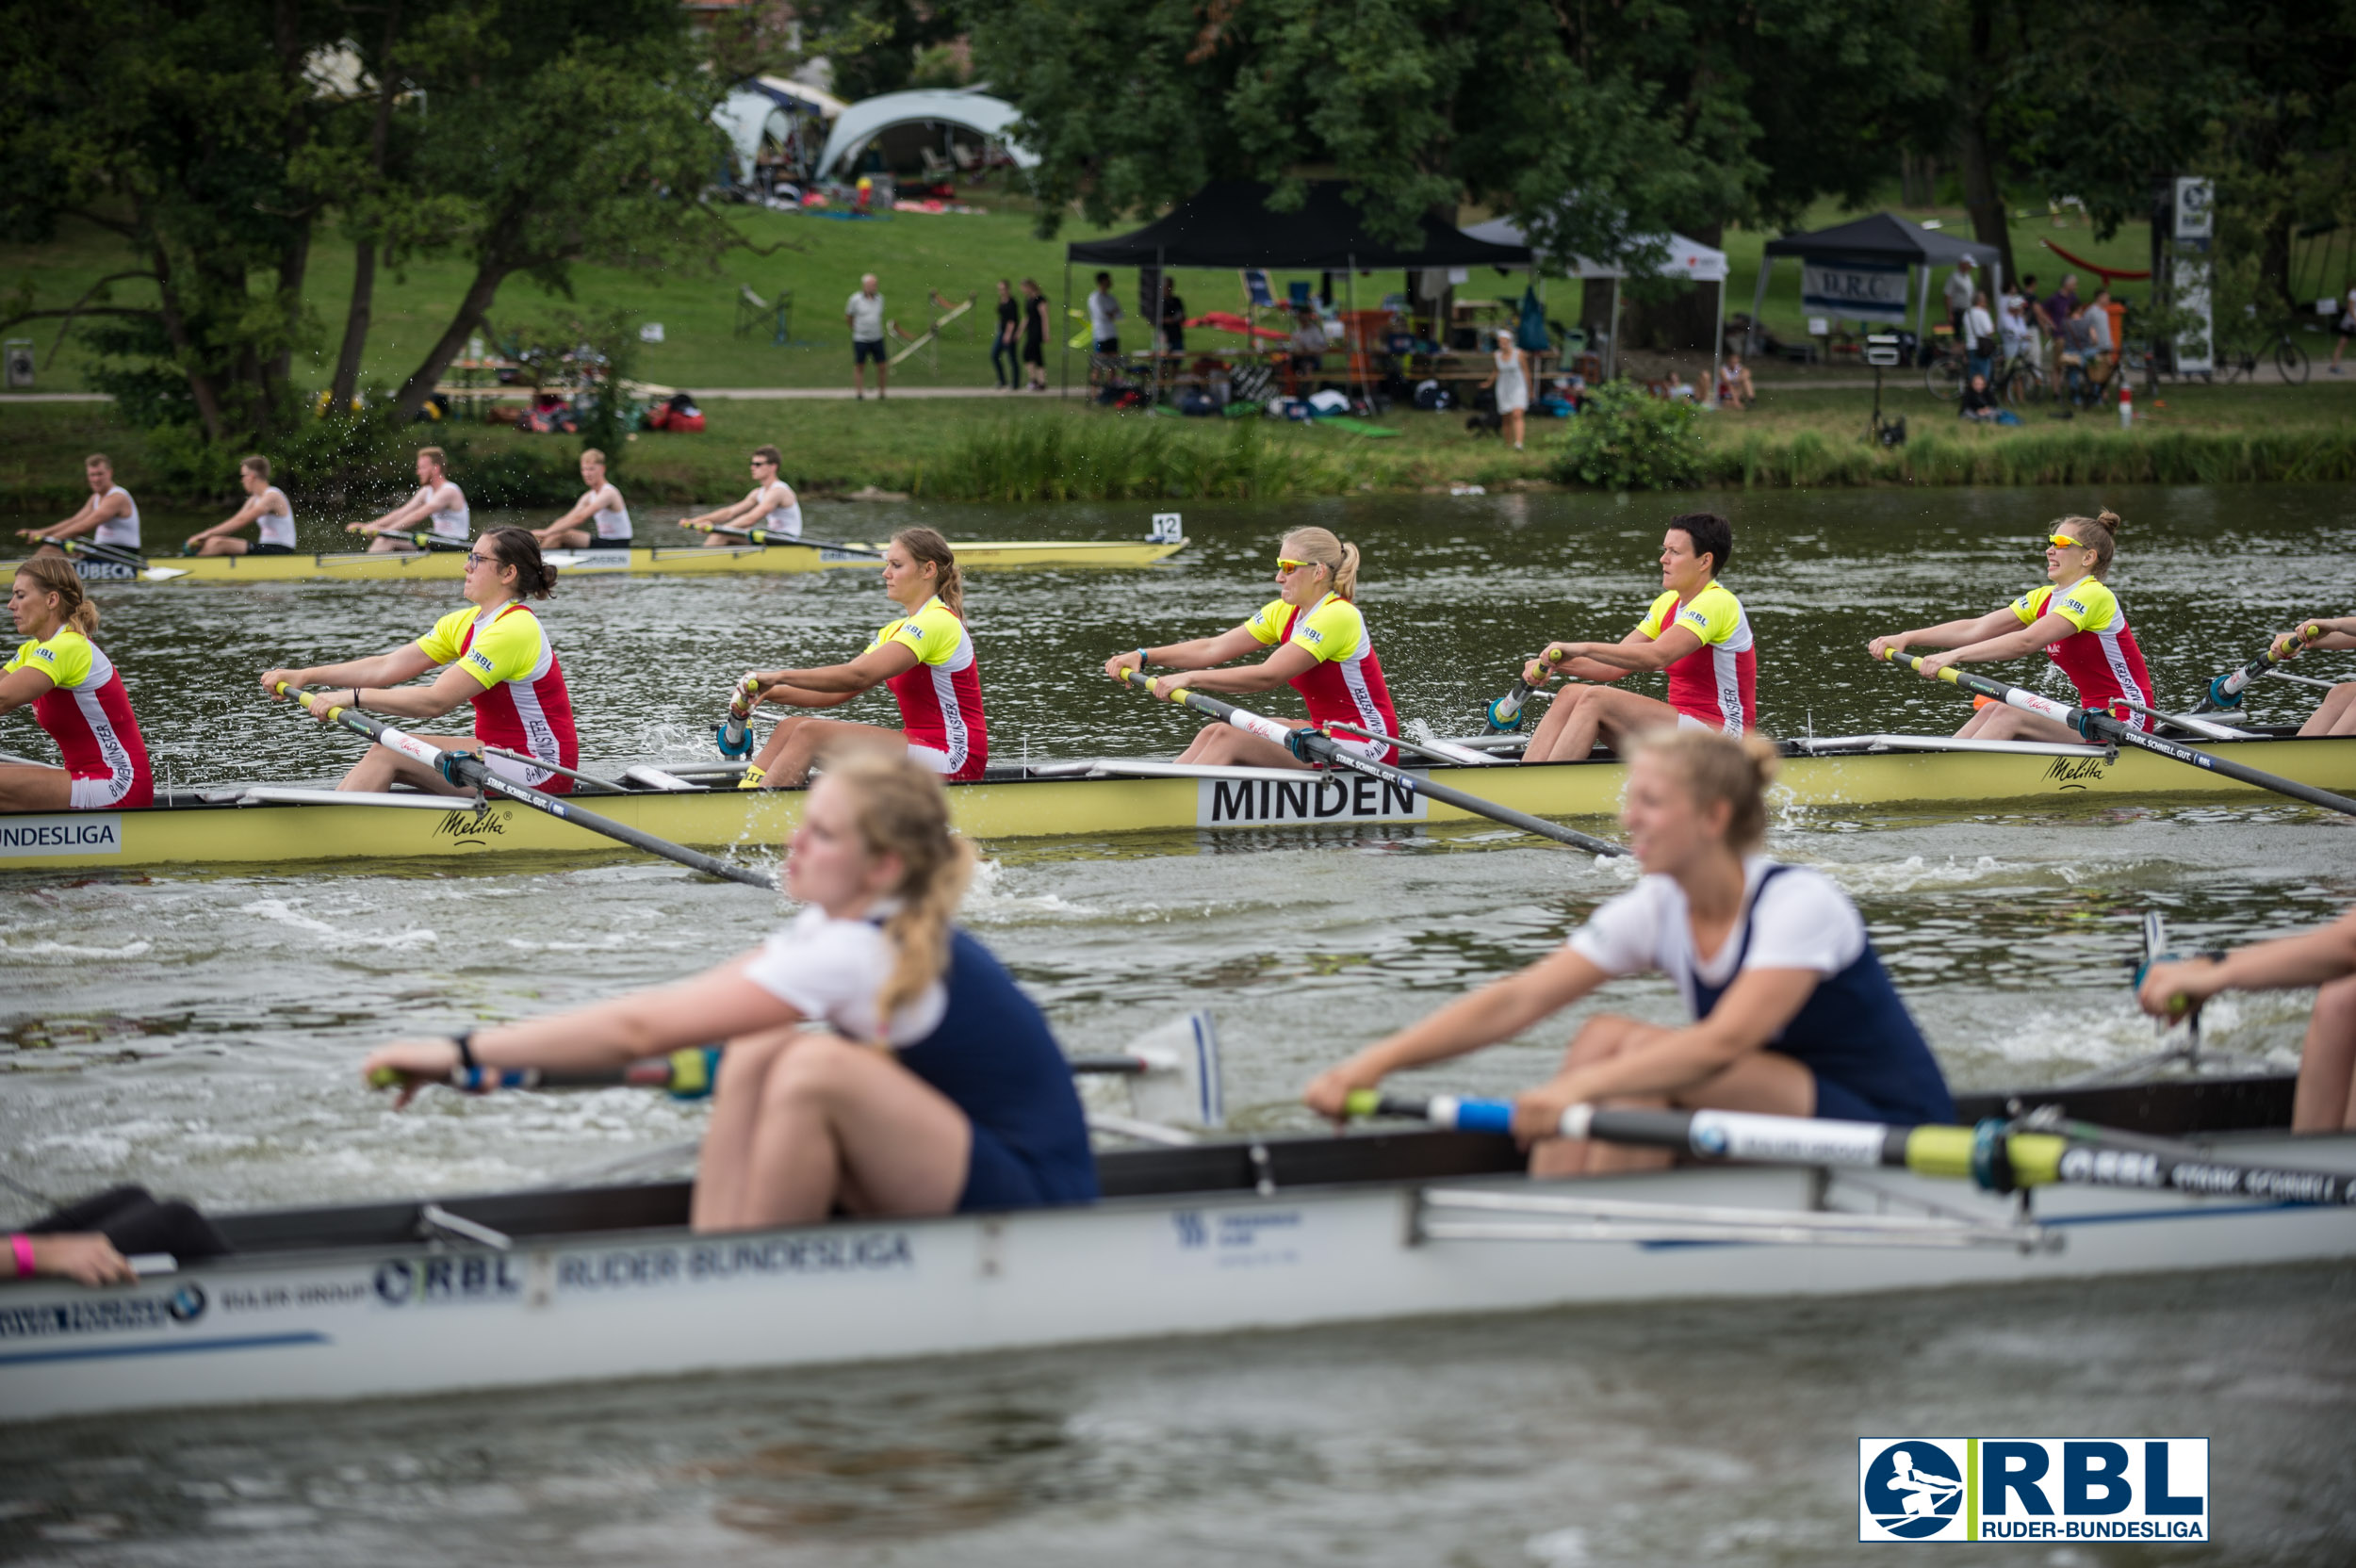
[1196, 774, 1428, 828]
[430, 807, 512, 843]
[0, 814, 123, 858]
[2044, 755, 2110, 790]
[1857, 1438, 2209, 1542]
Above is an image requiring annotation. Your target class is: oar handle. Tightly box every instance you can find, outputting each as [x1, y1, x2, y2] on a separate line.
[717, 672, 761, 759]
[2204, 623, 2326, 710]
[368, 1047, 722, 1100]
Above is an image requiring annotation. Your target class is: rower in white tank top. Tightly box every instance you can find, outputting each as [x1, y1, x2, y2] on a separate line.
[591, 487, 631, 542]
[759, 482, 802, 539]
[92, 486, 140, 549]
[425, 482, 470, 543]
[254, 487, 297, 549]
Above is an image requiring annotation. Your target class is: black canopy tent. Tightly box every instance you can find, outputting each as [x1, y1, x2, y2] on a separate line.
[1744, 213, 2003, 358]
[1062, 180, 1534, 399]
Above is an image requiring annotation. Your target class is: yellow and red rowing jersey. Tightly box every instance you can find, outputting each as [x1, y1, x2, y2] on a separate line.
[415, 600, 579, 792]
[5, 627, 152, 808]
[2009, 578, 2152, 731]
[1637, 581, 1756, 732]
[1246, 592, 1400, 760]
[869, 596, 987, 780]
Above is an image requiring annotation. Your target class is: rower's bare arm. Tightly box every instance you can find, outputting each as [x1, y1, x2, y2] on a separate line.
[2138, 909, 2356, 1017]
[1939, 611, 2071, 667]
[541, 491, 599, 535]
[770, 642, 920, 696]
[755, 680, 862, 710]
[1121, 625, 1264, 678]
[1585, 623, 1703, 675]
[354, 662, 496, 721]
[199, 497, 265, 538]
[1533, 629, 1654, 682]
[35, 498, 111, 541]
[1521, 967, 1821, 1116]
[0, 664, 57, 713]
[1872, 608, 2017, 661]
[1303, 947, 1611, 1118]
[683, 488, 762, 531]
[262, 645, 438, 698]
[2278, 617, 2356, 655]
[1163, 641, 1317, 696]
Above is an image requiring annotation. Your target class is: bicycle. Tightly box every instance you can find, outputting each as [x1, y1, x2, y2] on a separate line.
[1922, 336, 1969, 400]
[2214, 320, 2313, 384]
[1995, 347, 2049, 408]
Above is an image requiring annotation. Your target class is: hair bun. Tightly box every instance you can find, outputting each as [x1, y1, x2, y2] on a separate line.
[2095, 509, 2122, 530]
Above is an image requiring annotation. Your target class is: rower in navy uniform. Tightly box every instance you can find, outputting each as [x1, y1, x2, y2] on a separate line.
[363, 751, 1097, 1228]
[1303, 727, 1954, 1172]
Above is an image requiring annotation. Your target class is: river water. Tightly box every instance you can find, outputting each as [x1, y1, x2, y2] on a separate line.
[3, 484, 2353, 1563]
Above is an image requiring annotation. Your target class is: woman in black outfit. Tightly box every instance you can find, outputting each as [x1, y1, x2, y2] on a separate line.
[1021, 277, 1050, 392]
[991, 279, 1021, 390]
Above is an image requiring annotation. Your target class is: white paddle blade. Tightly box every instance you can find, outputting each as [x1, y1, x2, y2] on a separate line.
[1123, 1009, 1224, 1130]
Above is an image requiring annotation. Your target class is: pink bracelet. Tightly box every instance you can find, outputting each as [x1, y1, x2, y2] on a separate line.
[9, 1233, 33, 1279]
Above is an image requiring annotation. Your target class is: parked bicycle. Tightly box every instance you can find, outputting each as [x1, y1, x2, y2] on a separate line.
[2214, 320, 2312, 384]
[1922, 335, 1970, 400]
[1995, 348, 2048, 408]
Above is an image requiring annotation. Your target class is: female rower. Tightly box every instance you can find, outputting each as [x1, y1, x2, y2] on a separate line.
[362, 753, 1098, 1229]
[2139, 908, 2356, 1131]
[532, 448, 631, 551]
[1102, 526, 1399, 768]
[350, 447, 469, 554]
[0, 557, 153, 809]
[681, 444, 800, 547]
[185, 455, 296, 556]
[1867, 510, 2151, 740]
[2252, 616, 2356, 736]
[1302, 728, 1954, 1172]
[1518, 512, 1756, 762]
[258, 527, 578, 794]
[735, 528, 985, 788]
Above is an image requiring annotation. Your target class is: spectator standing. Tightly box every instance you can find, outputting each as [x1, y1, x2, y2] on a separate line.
[1481, 332, 1530, 449]
[2331, 281, 2355, 374]
[1021, 278, 1050, 392]
[846, 273, 889, 400]
[1965, 290, 1996, 384]
[1942, 257, 1976, 342]
[1160, 278, 1186, 357]
[1087, 271, 1122, 386]
[2000, 282, 2039, 384]
[2081, 286, 2116, 363]
[2042, 273, 2081, 394]
[990, 279, 1020, 391]
[1289, 304, 1329, 385]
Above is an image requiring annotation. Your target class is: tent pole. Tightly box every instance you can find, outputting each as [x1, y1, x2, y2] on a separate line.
[1061, 258, 1071, 400]
[1347, 252, 1368, 409]
[1913, 264, 1930, 363]
[1607, 276, 1622, 380]
[1709, 275, 1726, 411]
[1156, 245, 1166, 407]
[1747, 257, 1772, 359]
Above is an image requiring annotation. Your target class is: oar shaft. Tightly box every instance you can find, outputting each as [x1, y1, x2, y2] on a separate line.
[1881, 649, 2356, 818]
[54, 536, 145, 568]
[276, 683, 775, 889]
[375, 1046, 1160, 1097]
[694, 521, 882, 558]
[2201, 624, 2322, 710]
[1122, 671, 1624, 855]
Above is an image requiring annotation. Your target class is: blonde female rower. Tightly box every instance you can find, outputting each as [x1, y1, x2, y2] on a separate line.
[1, 557, 153, 809]
[1868, 510, 2153, 739]
[734, 528, 985, 788]
[1103, 526, 1399, 767]
[1303, 729, 1954, 1171]
[362, 753, 1098, 1228]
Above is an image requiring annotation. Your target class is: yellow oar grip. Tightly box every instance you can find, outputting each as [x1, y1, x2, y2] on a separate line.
[368, 1067, 401, 1088]
[1164, 685, 1191, 704]
[1903, 1125, 1976, 1178]
[1342, 1088, 1382, 1119]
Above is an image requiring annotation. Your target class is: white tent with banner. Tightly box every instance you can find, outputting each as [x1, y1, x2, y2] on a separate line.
[1460, 220, 1731, 394]
[812, 87, 1037, 182]
[1747, 212, 2002, 363]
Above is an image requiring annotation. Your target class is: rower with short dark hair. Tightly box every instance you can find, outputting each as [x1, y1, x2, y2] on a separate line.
[185, 455, 297, 556]
[350, 448, 468, 554]
[258, 527, 579, 795]
[1519, 512, 1757, 760]
[362, 752, 1098, 1229]
[16, 453, 139, 557]
[1304, 727, 1954, 1173]
[681, 446, 801, 547]
[1867, 509, 2152, 742]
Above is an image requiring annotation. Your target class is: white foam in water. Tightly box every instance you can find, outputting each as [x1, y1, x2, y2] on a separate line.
[1525, 1527, 1589, 1565]
[239, 897, 437, 949]
[0, 938, 153, 960]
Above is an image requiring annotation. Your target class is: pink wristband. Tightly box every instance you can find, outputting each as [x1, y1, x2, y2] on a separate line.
[9, 1233, 33, 1279]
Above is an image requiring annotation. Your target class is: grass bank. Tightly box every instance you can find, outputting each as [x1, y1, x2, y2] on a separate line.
[7, 377, 2351, 514]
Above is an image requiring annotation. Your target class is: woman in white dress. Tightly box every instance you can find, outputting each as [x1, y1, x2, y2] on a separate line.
[1481, 333, 1530, 449]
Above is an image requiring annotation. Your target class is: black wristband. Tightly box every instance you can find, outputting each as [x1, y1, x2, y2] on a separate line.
[451, 1030, 477, 1071]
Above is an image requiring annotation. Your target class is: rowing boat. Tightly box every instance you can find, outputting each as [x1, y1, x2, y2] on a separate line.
[6, 730, 2355, 873]
[3, 1072, 2345, 1425]
[6, 535, 1185, 584]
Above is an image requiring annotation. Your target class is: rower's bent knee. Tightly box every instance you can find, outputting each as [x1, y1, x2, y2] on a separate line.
[757, 1034, 866, 1109]
[1561, 1013, 1646, 1067]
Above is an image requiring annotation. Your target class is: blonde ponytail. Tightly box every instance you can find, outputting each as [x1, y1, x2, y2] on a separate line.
[1630, 728, 1781, 851]
[825, 750, 977, 1028]
[12, 558, 99, 637]
[1279, 527, 1362, 601]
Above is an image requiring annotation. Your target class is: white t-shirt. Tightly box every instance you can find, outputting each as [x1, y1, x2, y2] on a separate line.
[2082, 306, 2113, 353]
[742, 905, 946, 1046]
[846, 291, 886, 342]
[2000, 295, 2031, 347]
[1965, 304, 1994, 350]
[1087, 290, 1122, 340]
[1567, 858, 1865, 1017]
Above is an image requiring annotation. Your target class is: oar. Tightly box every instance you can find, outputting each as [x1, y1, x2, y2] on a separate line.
[1347, 1092, 2356, 1203]
[350, 526, 467, 552]
[48, 535, 147, 570]
[1878, 648, 2356, 818]
[272, 682, 775, 889]
[716, 672, 761, 759]
[683, 520, 885, 558]
[477, 743, 633, 794]
[2197, 623, 2323, 712]
[1321, 720, 1503, 767]
[1120, 669, 1626, 855]
[376, 1046, 1180, 1100]
[1484, 650, 1579, 733]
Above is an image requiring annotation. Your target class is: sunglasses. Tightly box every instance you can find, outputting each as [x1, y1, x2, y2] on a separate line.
[1276, 558, 1313, 573]
[2048, 534, 2084, 548]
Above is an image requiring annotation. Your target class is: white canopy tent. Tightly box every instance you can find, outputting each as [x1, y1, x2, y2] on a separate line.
[812, 87, 1037, 182]
[711, 77, 843, 187]
[1461, 219, 1732, 396]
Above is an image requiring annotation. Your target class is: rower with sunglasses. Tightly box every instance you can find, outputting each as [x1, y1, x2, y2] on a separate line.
[1104, 527, 1399, 766]
[1867, 509, 2153, 742]
[260, 527, 580, 793]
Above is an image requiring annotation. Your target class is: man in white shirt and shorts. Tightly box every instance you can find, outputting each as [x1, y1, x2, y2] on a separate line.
[846, 274, 889, 400]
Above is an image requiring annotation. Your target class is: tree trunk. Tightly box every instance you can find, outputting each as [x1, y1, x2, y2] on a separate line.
[391, 261, 510, 423]
[1955, 0, 2016, 288]
[331, 240, 377, 413]
[150, 239, 226, 443]
[266, 221, 311, 426]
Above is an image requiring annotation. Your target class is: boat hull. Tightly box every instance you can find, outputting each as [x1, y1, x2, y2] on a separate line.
[6, 736, 2356, 873]
[8, 538, 1184, 584]
[4, 1129, 2350, 1425]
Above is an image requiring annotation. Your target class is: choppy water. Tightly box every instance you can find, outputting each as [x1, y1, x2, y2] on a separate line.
[4, 484, 2354, 1562]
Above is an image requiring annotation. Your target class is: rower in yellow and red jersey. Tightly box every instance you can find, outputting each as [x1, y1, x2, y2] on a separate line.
[731, 528, 988, 788]
[1518, 513, 1756, 761]
[1868, 509, 2153, 742]
[1103, 526, 1399, 769]
[259, 528, 580, 794]
[0, 557, 153, 810]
